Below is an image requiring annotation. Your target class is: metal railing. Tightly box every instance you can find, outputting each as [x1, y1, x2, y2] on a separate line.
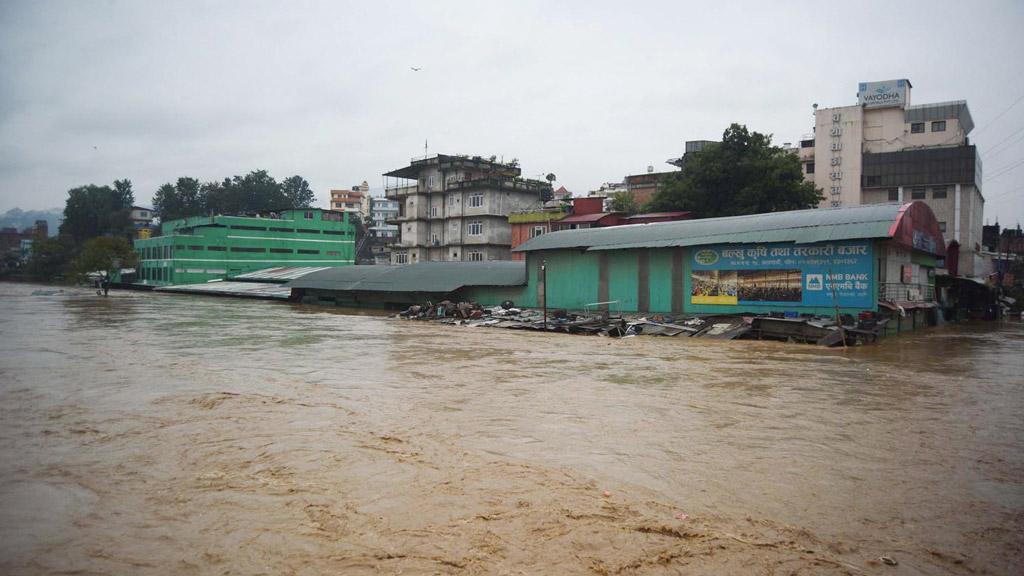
[878, 282, 934, 301]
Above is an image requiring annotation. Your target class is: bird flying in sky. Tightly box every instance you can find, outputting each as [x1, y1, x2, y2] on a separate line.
[410, 66, 421, 71]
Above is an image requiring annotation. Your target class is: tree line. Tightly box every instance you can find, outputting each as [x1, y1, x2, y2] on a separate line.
[20, 170, 317, 282]
[609, 123, 823, 216]
[153, 170, 315, 222]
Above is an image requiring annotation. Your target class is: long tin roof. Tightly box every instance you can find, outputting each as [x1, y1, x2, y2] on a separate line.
[515, 203, 908, 252]
[286, 261, 526, 293]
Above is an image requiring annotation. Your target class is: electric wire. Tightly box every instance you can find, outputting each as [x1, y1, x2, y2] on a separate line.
[972, 91, 1024, 137]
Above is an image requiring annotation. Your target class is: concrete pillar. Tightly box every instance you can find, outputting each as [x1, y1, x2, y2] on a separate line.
[637, 251, 650, 313]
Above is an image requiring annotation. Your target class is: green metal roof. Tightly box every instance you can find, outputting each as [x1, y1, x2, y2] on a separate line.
[285, 261, 526, 293]
[514, 203, 904, 252]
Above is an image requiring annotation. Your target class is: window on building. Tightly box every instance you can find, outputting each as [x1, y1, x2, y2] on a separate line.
[865, 175, 881, 187]
[269, 227, 293, 233]
[932, 186, 948, 199]
[887, 189, 899, 201]
[230, 247, 266, 253]
[322, 230, 344, 235]
[468, 220, 483, 235]
[394, 252, 408, 264]
[326, 251, 341, 256]
[304, 211, 314, 219]
[469, 194, 483, 207]
[188, 245, 203, 251]
[430, 206, 438, 217]
[468, 251, 484, 261]
[939, 221, 947, 233]
[931, 120, 946, 132]
[800, 139, 814, 148]
[911, 187, 926, 199]
[910, 122, 925, 134]
[207, 245, 226, 251]
[297, 249, 319, 254]
[231, 225, 267, 231]
[805, 162, 815, 174]
[530, 226, 545, 238]
[269, 248, 292, 254]
[296, 228, 320, 234]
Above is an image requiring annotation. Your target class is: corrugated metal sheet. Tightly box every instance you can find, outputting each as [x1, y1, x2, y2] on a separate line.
[231, 266, 332, 282]
[286, 261, 526, 293]
[156, 281, 292, 299]
[516, 203, 903, 252]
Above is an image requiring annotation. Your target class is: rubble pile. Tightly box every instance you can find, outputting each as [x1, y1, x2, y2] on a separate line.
[395, 300, 888, 346]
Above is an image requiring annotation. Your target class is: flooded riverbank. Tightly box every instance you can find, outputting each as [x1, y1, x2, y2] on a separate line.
[1, 282, 1021, 574]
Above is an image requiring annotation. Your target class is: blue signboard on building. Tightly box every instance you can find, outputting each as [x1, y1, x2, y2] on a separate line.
[690, 241, 874, 309]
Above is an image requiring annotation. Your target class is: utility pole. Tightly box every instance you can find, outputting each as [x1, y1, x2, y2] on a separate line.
[542, 259, 548, 330]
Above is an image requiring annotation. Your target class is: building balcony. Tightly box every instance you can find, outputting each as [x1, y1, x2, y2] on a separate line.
[878, 282, 935, 302]
[385, 184, 419, 199]
[444, 177, 551, 194]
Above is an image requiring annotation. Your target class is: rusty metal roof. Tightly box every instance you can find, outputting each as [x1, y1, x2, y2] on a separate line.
[515, 203, 905, 252]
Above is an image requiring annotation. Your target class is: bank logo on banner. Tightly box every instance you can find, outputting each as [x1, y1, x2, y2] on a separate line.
[805, 274, 824, 291]
[694, 249, 719, 266]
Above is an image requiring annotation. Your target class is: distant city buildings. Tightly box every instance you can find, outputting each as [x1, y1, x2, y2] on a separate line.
[130, 206, 155, 238]
[383, 154, 552, 264]
[330, 182, 369, 214]
[1, 219, 47, 266]
[799, 79, 985, 276]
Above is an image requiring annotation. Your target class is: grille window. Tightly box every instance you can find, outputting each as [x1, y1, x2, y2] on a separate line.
[230, 247, 265, 253]
[297, 249, 319, 255]
[269, 248, 292, 254]
[910, 122, 925, 134]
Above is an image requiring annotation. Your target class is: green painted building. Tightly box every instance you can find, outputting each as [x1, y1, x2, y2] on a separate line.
[132, 208, 355, 286]
[510, 202, 947, 318]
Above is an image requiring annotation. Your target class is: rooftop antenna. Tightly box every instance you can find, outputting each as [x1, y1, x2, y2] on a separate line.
[424, 139, 429, 158]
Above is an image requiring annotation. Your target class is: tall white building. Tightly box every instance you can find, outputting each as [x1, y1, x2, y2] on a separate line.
[798, 79, 984, 277]
[383, 154, 551, 264]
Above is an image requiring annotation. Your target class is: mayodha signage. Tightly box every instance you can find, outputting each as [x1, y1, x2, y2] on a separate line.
[858, 79, 909, 109]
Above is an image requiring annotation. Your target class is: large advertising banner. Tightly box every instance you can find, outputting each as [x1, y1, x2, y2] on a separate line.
[690, 241, 873, 309]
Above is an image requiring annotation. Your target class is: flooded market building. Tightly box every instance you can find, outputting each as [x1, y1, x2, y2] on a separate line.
[511, 202, 945, 323]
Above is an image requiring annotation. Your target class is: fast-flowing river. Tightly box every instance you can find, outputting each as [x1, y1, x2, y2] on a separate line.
[1, 282, 1021, 575]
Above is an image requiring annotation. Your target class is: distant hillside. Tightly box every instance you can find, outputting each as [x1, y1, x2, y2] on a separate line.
[0, 207, 62, 236]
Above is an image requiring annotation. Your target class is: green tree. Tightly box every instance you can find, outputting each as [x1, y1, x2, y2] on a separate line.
[647, 124, 823, 217]
[281, 175, 316, 208]
[609, 190, 639, 215]
[113, 179, 135, 208]
[153, 177, 204, 222]
[72, 236, 138, 282]
[27, 236, 73, 281]
[59, 183, 134, 243]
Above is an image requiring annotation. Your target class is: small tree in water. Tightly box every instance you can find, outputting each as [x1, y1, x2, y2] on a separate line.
[74, 237, 138, 290]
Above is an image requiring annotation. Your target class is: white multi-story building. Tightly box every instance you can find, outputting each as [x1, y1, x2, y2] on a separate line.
[383, 154, 551, 264]
[369, 197, 399, 239]
[798, 79, 984, 276]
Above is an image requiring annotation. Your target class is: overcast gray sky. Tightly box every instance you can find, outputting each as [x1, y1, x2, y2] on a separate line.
[2, 0, 1022, 226]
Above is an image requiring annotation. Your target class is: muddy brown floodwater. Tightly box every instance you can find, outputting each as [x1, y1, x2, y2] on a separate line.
[0, 282, 1022, 575]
